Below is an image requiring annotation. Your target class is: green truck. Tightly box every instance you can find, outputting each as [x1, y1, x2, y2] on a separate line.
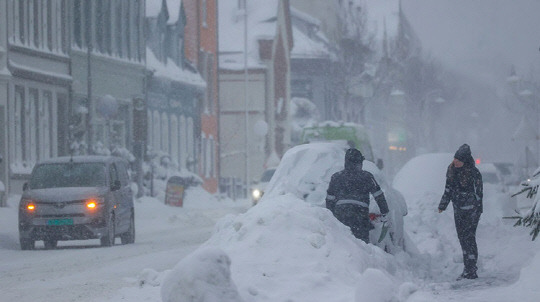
[300, 122, 375, 163]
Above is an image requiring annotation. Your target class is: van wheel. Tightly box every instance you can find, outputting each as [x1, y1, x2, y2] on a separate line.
[100, 214, 115, 247]
[20, 238, 35, 250]
[44, 239, 58, 250]
[121, 213, 135, 244]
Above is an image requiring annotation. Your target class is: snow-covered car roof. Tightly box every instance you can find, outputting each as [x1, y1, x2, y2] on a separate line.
[264, 142, 407, 215]
[477, 163, 498, 174]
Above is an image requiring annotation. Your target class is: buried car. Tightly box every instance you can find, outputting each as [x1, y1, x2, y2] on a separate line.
[263, 142, 410, 253]
[18, 156, 135, 250]
[251, 168, 276, 205]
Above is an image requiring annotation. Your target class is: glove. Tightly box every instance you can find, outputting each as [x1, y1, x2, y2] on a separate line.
[380, 214, 392, 228]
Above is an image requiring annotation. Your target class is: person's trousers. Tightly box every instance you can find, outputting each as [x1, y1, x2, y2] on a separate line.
[333, 204, 371, 243]
[454, 208, 481, 274]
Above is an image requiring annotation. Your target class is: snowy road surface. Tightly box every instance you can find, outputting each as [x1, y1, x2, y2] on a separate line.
[0, 194, 249, 302]
[1, 175, 539, 301]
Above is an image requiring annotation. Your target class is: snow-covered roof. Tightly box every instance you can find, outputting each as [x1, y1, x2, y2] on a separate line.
[146, 0, 163, 18]
[291, 23, 331, 59]
[166, 0, 183, 25]
[290, 7, 332, 60]
[218, 0, 280, 70]
[146, 48, 206, 88]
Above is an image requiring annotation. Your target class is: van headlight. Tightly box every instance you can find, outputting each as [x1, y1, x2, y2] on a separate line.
[85, 197, 104, 210]
[252, 189, 262, 200]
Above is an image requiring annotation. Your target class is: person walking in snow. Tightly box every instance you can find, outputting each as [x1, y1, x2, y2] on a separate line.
[326, 148, 390, 243]
[438, 144, 483, 280]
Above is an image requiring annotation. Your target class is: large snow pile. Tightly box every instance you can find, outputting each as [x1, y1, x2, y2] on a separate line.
[167, 194, 415, 302]
[161, 247, 244, 302]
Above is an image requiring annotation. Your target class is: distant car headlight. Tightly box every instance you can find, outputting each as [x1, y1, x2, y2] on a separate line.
[252, 189, 262, 200]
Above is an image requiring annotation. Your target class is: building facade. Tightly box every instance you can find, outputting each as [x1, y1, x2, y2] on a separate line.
[1, 0, 71, 199]
[70, 0, 146, 155]
[183, 0, 219, 193]
[145, 0, 206, 175]
[218, 0, 293, 188]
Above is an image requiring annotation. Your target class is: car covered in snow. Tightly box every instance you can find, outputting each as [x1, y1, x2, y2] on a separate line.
[477, 163, 505, 192]
[18, 156, 135, 250]
[250, 168, 276, 205]
[263, 142, 409, 253]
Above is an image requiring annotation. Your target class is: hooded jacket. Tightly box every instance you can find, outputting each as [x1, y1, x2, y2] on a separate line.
[326, 149, 389, 214]
[439, 144, 483, 212]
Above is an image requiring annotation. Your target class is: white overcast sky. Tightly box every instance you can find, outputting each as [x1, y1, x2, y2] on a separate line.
[402, 0, 540, 85]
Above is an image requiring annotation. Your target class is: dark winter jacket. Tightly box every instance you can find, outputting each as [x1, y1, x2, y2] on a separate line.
[326, 149, 389, 215]
[439, 145, 483, 212]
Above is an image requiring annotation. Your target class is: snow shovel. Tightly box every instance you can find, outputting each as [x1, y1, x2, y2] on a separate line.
[378, 222, 389, 243]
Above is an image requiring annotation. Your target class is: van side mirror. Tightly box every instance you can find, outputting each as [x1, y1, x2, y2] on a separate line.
[23, 182, 28, 191]
[111, 180, 121, 191]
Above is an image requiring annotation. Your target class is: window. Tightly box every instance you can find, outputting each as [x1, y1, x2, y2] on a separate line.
[82, 0, 90, 48]
[179, 116, 186, 169]
[123, 0, 131, 59]
[147, 111, 152, 150]
[171, 115, 179, 165]
[96, 0, 104, 53]
[201, 135, 207, 177]
[202, 0, 208, 27]
[33, 0, 40, 47]
[131, 0, 140, 60]
[73, 0, 82, 47]
[115, 0, 123, 57]
[152, 111, 160, 152]
[27, 89, 39, 165]
[109, 164, 119, 186]
[30, 163, 107, 189]
[210, 136, 215, 177]
[104, 0, 112, 54]
[161, 113, 169, 153]
[187, 117, 194, 171]
[47, 0, 53, 51]
[40, 91, 53, 160]
[19, 0, 26, 44]
[61, 0, 68, 53]
[14, 86, 25, 163]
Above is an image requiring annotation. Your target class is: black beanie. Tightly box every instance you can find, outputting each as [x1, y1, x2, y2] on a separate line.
[454, 144, 472, 163]
[346, 148, 365, 164]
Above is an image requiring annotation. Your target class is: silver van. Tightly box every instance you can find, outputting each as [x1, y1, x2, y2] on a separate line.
[18, 156, 135, 249]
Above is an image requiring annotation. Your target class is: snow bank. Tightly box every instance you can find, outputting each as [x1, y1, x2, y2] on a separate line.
[197, 194, 406, 302]
[161, 247, 244, 302]
[393, 153, 453, 205]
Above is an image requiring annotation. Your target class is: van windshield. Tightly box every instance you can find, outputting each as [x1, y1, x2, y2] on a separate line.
[29, 163, 107, 189]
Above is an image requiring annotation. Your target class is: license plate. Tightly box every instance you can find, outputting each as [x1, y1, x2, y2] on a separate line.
[47, 218, 74, 226]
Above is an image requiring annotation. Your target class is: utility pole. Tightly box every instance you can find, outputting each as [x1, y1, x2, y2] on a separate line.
[86, 6, 93, 154]
[243, 0, 250, 198]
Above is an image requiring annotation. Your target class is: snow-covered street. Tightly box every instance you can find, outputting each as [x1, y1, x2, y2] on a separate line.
[0, 189, 250, 302]
[1, 156, 540, 302]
